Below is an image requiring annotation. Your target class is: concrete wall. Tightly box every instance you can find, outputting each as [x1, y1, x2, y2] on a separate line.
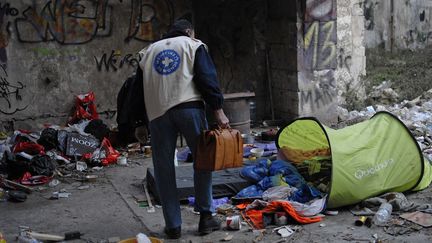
[0, 0, 192, 131]
[297, 0, 338, 124]
[0, 0, 368, 131]
[364, 0, 432, 50]
[266, 0, 366, 125]
[335, 0, 366, 106]
[265, 0, 340, 124]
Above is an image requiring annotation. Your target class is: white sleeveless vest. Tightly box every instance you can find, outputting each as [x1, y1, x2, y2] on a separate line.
[139, 36, 205, 121]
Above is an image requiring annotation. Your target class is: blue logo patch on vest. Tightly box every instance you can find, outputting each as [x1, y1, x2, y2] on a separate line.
[153, 49, 181, 75]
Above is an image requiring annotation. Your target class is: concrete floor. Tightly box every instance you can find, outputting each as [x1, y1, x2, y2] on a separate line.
[1, 154, 432, 242]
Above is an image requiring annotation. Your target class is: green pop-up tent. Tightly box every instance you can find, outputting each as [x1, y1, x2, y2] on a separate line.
[276, 111, 432, 208]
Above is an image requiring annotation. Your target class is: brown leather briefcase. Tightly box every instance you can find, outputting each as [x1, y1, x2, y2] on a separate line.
[195, 128, 244, 171]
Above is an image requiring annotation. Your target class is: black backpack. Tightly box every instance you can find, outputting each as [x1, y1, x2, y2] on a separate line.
[116, 67, 148, 145]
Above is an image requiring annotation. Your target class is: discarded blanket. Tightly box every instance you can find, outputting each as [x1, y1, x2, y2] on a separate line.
[236, 159, 322, 203]
[245, 200, 322, 228]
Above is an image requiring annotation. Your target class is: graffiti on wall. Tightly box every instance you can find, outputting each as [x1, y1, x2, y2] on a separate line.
[0, 2, 28, 114]
[0, 2, 17, 63]
[305, 0, 336, 22]
[300, 0, 337, 114]
[405, 3, 432, 48]
[0, 64, 28, 114]
[300, 70, 337, 113]
[0, 0, 187, 116]
[15, 0, 112, 44]
[94, 50, 141, 72]
[363, 0, 375, 31]
[13, 0, 175, 45]
[303, 20, 336, 70]
[125, 0, 174, 42]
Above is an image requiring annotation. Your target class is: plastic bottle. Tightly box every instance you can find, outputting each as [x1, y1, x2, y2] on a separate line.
[373, 202, 392, 226]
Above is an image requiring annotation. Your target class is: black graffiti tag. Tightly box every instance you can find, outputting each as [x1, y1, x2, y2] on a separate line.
[0, 64, 28, 114]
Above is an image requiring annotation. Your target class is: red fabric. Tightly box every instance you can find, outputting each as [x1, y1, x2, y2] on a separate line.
[20, 173, 52, 185]
[236, 203, 249, 210]
[17, 129, 32, 134]
[82, 152, 93, 161]
[68, 92, 99, 124]
[245, 201, 322, 229]
[13, 142, 45, 155]
[100, 138, 120, 166]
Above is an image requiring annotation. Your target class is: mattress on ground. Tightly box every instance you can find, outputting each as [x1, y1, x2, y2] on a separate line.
[146, 165, 252, 203]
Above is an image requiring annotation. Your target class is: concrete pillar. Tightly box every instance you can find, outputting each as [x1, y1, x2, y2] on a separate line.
[267, 0, 338, 124]
[297, 0, 338, 124]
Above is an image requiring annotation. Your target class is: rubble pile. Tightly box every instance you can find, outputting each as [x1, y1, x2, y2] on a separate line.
[338, 86, 432, 161]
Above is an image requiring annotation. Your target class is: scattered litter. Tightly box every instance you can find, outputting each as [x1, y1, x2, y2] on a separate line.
[355, 216, 368, 226]
[354, 216, 372, 228]
[136, 233, 151, 243]
[324, 210, 339, 216]
[77, 185, 90, 190]
[319, 223, 326, 227]
[51, 191, 71, 199]
[226, 215, 241, 230]
[217, 203, 235, 215]
[91, 166, 103, 171]
[49, 179, 60, 187]
[133, 195, 147, 203]
[400, 211, 432, 227]
[76, 162, 87, 172]
[273, 226, 294, 238]
[117, 155, 128, 166]
[220, 234, 233, 242]
[138, 202, 149, 208]
[7, 190, 27, 202]
[143, 183, 155, 213]
[84, 175, 98, 182]
[372, 233, 378, 239]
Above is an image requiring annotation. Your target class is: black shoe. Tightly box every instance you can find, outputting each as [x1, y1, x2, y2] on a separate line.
[164, 226, 181, 239]
[198, 213, 221, 235]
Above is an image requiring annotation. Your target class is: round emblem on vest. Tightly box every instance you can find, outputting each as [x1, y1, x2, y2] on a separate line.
[153, 49, 181, 75]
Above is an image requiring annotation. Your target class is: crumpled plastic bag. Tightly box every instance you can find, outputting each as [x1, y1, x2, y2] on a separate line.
[13, 142, 45, 155]
[289, 195, 327, 217]
[68, 92, 99, 125]
[37, 128, 58, 151]
[263, 185, 297, 201]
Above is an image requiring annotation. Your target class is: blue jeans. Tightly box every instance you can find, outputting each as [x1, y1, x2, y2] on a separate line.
[149, 107, 213, 229]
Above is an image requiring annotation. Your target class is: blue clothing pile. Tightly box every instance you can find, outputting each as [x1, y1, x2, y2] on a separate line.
[236, 159, 322, 203]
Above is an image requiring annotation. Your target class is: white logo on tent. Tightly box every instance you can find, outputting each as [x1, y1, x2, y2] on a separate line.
[355, 159, 395, 180]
